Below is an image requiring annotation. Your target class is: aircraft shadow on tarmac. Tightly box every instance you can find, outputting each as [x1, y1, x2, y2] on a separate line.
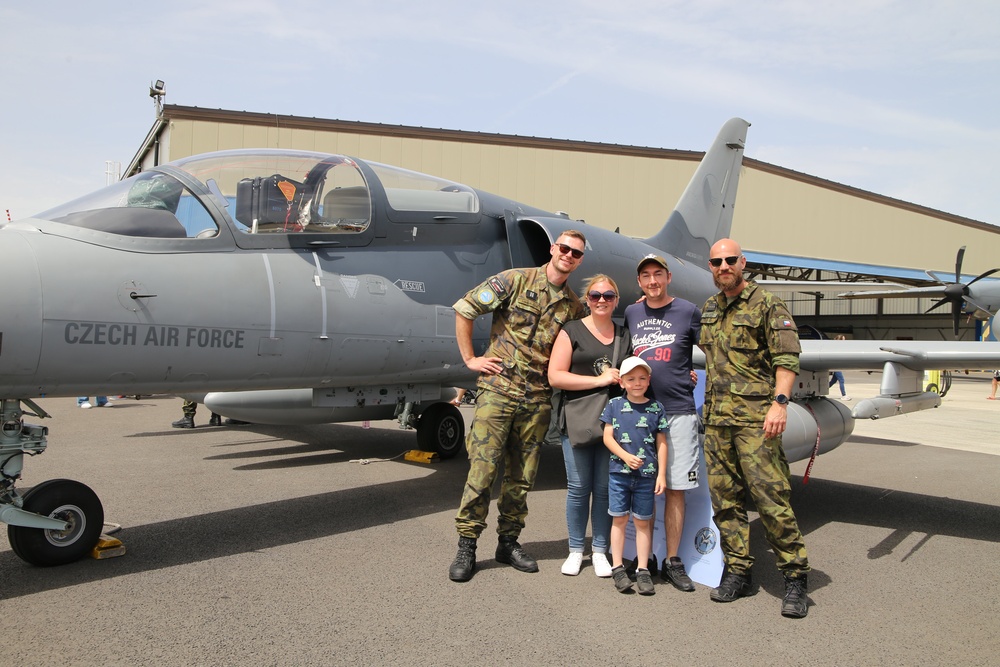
[1, 438, 998, 600]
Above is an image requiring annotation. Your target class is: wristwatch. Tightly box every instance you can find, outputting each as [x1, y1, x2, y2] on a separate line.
[774, 394, 789, 405]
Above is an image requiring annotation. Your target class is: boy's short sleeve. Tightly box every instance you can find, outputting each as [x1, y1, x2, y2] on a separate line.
[600, 398, 615, 425]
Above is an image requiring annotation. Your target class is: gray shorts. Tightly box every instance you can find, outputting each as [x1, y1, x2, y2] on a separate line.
[664, 413, 701, 490]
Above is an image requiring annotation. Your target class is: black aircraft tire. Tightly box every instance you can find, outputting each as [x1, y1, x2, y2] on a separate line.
[417, 403, 465, 459]
[8, 479, 105, 567]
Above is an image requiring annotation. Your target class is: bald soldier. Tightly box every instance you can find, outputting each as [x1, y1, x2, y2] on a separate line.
[699, 238, 810, 618]
[448, 231, 587, 582]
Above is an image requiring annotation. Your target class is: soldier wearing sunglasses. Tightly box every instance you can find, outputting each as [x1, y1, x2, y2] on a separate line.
[448, 230, 588, 582]
[699, 238, 810, 618]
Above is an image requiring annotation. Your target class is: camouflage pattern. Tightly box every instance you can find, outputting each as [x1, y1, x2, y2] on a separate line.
[181, 399, 197, 418]
[699, 281, 801, 426]
[700, 281, 808, 576]
[454, 389, 551, 538]
[704, 424, 809, 575]
[453, 264, 585, 402]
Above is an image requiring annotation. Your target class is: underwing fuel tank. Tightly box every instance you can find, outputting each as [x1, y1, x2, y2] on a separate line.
[0, 226, 44, 393]
[780, 398, 855, 463]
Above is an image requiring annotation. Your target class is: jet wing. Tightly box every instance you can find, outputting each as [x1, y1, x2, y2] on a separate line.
[693, 340, 1000, 372]
[755, 280, 907, 295]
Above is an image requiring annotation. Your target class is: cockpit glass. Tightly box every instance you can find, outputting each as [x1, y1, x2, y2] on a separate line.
[172, 150, 372, 234]
[367, 161, 479, 214]
[37, 172, 219, 239]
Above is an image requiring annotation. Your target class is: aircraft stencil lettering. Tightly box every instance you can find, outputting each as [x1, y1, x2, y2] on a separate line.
[0, 118, 998, 569]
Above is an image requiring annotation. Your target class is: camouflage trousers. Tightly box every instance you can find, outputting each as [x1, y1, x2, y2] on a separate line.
[454, 389, 550, 539]
[704, 424, 810, 576]
[181, 399, 197, 418]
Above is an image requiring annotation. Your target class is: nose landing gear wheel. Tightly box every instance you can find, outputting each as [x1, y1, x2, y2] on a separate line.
[8, 479, 104, 567]
[416, 403, 465, 459]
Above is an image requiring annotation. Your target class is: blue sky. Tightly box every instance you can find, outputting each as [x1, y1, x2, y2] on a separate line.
[2, 1, 998, 227]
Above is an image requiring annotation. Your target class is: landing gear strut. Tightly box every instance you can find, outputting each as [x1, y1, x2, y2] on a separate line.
[0, 399, 104, 566]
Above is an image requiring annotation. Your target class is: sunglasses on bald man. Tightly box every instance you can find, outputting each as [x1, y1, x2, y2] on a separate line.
[708, 255, 741, 268]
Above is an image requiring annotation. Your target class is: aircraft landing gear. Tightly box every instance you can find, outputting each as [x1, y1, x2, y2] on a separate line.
[8, 479, 104, 566]
[416, 402, 465, 459]
[1, 398, 105, 566]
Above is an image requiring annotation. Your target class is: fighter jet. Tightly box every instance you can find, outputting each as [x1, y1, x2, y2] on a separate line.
[2, 117, 999, 568]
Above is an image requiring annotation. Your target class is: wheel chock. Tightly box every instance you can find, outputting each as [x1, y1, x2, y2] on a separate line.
[91, 535, 126, 559]
[404, 450, 439, 464]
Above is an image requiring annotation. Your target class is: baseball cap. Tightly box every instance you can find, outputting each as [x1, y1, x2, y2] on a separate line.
[637, 254, 669, 274]
[619, 356, 651, 377]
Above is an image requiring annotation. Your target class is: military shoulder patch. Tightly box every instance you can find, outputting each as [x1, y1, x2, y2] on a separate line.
[487, 276, 509, 298]
[477, 289, 496, 305]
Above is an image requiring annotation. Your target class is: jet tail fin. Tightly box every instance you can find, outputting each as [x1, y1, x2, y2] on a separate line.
[645, 117, 750, 266]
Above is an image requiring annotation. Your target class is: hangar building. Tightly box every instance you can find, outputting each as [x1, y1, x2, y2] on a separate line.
[126, 105, 1000, 341]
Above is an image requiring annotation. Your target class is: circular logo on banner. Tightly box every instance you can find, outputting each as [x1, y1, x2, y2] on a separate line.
[694, 527, 717, 555]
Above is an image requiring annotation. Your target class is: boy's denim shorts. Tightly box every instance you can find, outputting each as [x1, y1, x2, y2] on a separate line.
[607, 473, 655, 520]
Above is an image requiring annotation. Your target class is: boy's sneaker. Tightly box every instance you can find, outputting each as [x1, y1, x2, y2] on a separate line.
[612, 565, 633, 593]
[662, 558, 695, 592]
[636, 568, 655, 595]
[591, 552, 613, 578]
[710, 570, 756, 602]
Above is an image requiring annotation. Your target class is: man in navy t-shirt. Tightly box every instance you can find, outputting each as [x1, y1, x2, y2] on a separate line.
[624, 254, 702, 592]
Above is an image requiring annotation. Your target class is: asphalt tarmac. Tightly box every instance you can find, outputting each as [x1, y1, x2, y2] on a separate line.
[1, 371, 997, 666]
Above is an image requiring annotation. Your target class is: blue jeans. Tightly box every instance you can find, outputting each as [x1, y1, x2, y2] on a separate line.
[829, 371, 846, 396]
[77, 396, 108, 407]
[561, 435, 611, 553]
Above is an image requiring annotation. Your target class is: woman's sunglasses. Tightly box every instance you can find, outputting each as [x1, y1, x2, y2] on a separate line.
[587, 290, 618, 302]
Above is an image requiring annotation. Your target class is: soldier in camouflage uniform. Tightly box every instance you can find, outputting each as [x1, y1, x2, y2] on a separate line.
[699, 238, 810, 618]
[448, 231, 588, 582]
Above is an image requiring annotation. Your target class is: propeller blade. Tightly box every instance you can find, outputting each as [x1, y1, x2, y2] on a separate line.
[925, 297, 950, 314]
[955, 246, 966, 284]
[967, 267, 1000, 287]
[952, 300, 962, 337]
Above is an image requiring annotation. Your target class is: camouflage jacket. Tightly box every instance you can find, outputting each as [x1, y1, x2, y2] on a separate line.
[454, 264, 585, 401]
[699, 281, 801, 426]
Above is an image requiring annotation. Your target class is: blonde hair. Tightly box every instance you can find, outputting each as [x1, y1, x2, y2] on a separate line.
[580, 274, 619, 296]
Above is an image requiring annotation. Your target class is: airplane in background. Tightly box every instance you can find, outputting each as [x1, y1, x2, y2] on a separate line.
[837, 247, 1000, 336]
[2, 117, 1000, 569]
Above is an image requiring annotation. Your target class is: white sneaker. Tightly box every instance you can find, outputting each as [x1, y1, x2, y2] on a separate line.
[79, 402, 92, 409]
[842, 396, 852, 401]
[592, 552, 613, 578]
[561, 552, 584, 576]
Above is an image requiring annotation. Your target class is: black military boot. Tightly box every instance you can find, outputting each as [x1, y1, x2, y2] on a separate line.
[495, 536, 539, 573]
[209, 413, 222, 427]
[781, 573, 809, 618]
[171, 416, 195, 429]
[448, 536, 477, 582]
[710, 569, 756, 602]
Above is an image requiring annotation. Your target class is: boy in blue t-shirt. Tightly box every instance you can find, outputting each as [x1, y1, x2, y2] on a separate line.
[600, 356, 669, 595]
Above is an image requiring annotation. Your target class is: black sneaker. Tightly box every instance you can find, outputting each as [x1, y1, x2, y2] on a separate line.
[448, 536, 477, 582]
[710, 571, 756, 602]
[612, 565, 633, 593]
[662, 558, 696, 592]
[781, 574, 808, 618]
[625, 555, 657, 580]
[636, 569, 655, 595]
[495, 537, 538, 573]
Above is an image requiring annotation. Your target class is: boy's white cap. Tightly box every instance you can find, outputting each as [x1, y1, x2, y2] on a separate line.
[619, 356, 651, 376]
